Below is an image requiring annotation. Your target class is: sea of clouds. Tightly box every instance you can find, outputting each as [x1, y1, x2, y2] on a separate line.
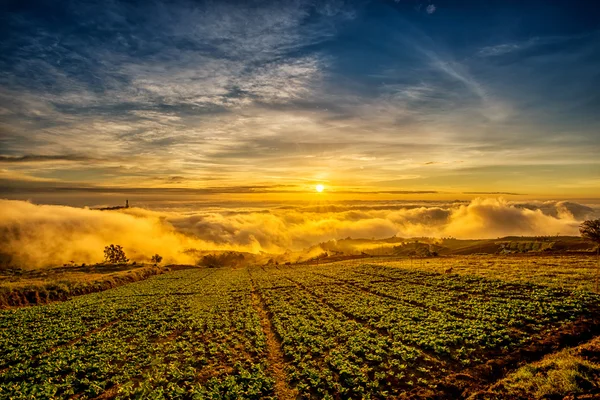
[0, 198, 598, 268]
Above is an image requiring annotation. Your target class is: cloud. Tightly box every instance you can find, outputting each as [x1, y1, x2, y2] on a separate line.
[464, 191, 524, 195]
[0, 1, 598, 196]
[0, 180, 296, 194]
[1, 0, 344, 112]
[0, 0, 345, 157]
[442, 198, 590, 238]
[476, 34, 589, 57]
[424, 55, 511, 121]
[515, 200, 596, 221]
[0, 154, 99, 163]
[1, 198, 597, 268]
[0, 201, 201, 268]
[426, 4, 436, 14]
[478, 43, 524, 57]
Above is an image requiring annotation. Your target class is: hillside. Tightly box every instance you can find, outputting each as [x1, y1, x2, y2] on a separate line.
[314, 236, 597, 258]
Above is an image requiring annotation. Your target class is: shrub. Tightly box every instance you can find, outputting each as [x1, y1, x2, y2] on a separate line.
[151, 254, 163, 265]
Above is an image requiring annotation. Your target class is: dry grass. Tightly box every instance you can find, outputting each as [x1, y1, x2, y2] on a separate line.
[0, 263, 171, 307]
[479, 336, 600, 398]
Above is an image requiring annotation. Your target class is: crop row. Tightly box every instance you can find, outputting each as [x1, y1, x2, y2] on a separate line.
[283, 272, 514, 364]
[0, 269, 275, 399]
[337, 263, 591, 300]
[0, 270, 211, 370]
[296, 263, 599, 330]
[3, 262, 599, 399]
[250, 266, 443, 399]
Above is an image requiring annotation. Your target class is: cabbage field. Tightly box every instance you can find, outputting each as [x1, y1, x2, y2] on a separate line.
[1, 262, 599, 399]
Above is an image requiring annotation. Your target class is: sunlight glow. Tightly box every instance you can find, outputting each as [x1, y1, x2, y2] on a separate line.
[315, 184, 325, 193]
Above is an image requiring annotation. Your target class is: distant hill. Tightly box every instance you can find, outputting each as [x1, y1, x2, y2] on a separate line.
[312, 236, 596, 257]
[94, 205, 128, 211]
[92, 200, 130, 211]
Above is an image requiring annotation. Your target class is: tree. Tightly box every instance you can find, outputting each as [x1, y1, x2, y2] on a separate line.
[104, 244, 128, 264]
[580, 219, 600, 292]
[151, 254, 163, 265]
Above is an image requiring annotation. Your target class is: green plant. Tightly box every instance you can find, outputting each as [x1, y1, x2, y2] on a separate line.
[3, 261, 600, 399]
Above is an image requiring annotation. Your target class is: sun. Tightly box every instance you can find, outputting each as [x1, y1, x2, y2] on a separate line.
[315, 184, 325, 193]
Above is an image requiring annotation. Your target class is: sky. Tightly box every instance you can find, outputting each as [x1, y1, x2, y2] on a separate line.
[1, 0, 599, 203]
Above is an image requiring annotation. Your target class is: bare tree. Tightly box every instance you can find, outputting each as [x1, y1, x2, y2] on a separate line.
[580, 219, 600, 292]
[104, 244, 128, 264]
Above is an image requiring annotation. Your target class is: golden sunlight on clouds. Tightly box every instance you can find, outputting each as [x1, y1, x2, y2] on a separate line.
[1, 198, 597, 268]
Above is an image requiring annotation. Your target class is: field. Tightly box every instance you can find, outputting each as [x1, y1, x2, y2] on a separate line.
[1, 256, 600, 399]
[324, 254, 600, 292]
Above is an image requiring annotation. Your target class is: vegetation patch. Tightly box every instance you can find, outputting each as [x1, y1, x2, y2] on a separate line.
[2, 259, 600, 398]
[0, 264, 170, 308]
[479, 336, 600, 399]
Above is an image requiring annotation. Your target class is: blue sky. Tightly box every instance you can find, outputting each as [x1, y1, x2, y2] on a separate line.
[1, 0, 599, 199]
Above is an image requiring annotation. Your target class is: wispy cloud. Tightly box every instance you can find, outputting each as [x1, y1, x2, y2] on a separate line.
[0, 1, 598, 197]
[477, 34, 591, 57]
[0, 155, 100, 163]
[423, 51, 512, 121]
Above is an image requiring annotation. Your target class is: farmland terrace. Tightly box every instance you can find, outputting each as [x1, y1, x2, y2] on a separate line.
[1, 261, 599, 399]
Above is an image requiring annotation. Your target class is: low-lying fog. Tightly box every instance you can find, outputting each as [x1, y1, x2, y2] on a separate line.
[1, 198, 598, 268]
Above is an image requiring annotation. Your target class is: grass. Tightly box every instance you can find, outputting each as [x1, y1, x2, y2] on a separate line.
[484, 336, 600, 398]
[0, 263, 169, 307]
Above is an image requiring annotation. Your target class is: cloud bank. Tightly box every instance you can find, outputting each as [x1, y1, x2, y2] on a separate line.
[0, 198, 596, 268]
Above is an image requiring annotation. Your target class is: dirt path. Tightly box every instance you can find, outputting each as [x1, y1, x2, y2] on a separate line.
[249, 280, 297, 400]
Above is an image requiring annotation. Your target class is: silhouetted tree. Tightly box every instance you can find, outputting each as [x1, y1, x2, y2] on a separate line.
[581, 219, 600, 244]
[104, 244, 128, 264]
[151, 254, 163, 265]
[580, 219, 600, 292]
